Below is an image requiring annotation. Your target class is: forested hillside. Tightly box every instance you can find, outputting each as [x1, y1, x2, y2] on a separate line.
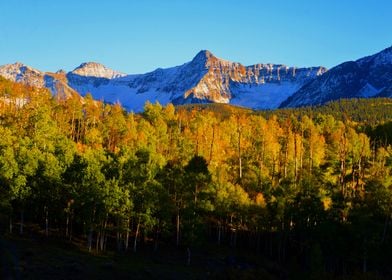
[1, 76, 392, 278]
[261, 98, 392, 126]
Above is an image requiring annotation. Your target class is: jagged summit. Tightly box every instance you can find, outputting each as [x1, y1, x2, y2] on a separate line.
[10, 62, 27, 68]
[190, 50, 236, 69]
[0, 62, 44, 88]
[190, 50, 218, 67]
[71, 62, 126, 79]
[192, 50, 215, 61]
[1, 62, 42, 73]
[1, 45, 390, 112]
[0, 51, 327, 112]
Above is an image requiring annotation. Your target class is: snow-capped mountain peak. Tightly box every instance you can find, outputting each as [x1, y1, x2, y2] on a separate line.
[0, 62, 42, 75]
[5, 46, 391, 112]
[0, 51, 328, 112]
[71, 62, 126, 79]
[191, 50, 219, 65]
[0, 62, 45, 88]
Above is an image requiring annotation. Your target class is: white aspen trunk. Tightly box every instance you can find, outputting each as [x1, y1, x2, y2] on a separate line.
[133, 216, 141, 253]
[100, 218, 107, 251]
[96, 228, 100, 252]
[88, 206, 96, 252]
[116, 218, 121, 252]
[125, 218, 130, 251]
[88, 225, 93, 252]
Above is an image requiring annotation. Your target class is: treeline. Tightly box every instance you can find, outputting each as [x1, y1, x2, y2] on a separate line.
[261, 98, 392, 126]
[1, 77, 392, 277]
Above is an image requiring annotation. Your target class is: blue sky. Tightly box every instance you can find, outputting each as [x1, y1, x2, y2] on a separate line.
[0, 0, 391, 73]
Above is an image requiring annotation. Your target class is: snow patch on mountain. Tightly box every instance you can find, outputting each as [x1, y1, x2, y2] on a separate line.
[230, 82, 302, 109]
[0, 62, 45, 88]
[0, 50, 328, 111]
[71, 62, 126, 79]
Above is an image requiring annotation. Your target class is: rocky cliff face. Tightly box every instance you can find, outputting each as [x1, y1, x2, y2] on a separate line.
[7, 45, 381, 112]
[0, 51, 326, 111]
[64, 50, 325, 111]
[0, 63, 80, 99]
[0, 62, 46, 88]
[179, 50, 326, 108]
[2, 47, 391, 112]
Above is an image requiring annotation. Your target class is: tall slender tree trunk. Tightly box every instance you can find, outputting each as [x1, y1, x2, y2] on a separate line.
[88, 207, 96, 252]
[116, 218, 121, 252]
[95, 225, 101, 252]
[125, 218, 130, 251]
[88, 226, 93, 252]
[100, 217, 108, 251]
[133, 216, 141, 253]
[176, 209, 180, 247]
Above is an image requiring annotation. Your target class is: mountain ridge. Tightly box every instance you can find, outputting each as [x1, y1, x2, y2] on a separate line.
[9, 49, 321, 111]
[1, 46, 391, 111]
[280, 45, 392, 108]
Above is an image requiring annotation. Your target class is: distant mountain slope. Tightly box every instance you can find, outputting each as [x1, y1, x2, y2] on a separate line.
[280, 46, 392, 108]
[66, 50, 326, 111]
[0, 63, 80, 99]
[2, 46, 391, 112]
[0, 51, 326, 112]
